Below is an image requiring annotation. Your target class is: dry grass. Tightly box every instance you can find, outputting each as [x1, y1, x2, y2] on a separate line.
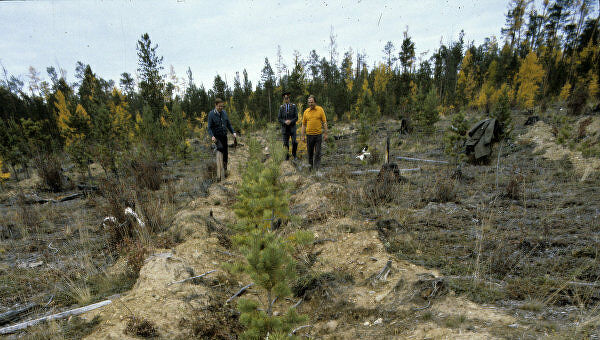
[125, 315, 159, 338]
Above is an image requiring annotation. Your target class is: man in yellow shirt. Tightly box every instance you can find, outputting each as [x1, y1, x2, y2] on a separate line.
[301, 95, 328, 171]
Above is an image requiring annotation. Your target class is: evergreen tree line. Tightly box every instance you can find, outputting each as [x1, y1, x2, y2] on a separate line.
[1, 0, 599, 180]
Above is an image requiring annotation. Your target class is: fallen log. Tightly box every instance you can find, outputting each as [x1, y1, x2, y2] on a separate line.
[566, 281, 600, 288]
[313, 238, 336, 245]
[225, 283, 254, 305]
[58, 193, 83, 202]
[396, 156, 448, 164]
[167, 269, 216, 286]
[0, 303, 37, 326]
[350, 167, 420, 175]
[0, 300, 112, 335]
[289, 324, 312, 336]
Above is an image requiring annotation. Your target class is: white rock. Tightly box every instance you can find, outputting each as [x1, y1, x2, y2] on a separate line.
[373, 318, 383, 325]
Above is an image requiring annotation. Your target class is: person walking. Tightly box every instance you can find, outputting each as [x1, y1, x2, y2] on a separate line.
[207, 98, 237, 177]
[278, 91, 298, 160]
[301, 95, 327, 171]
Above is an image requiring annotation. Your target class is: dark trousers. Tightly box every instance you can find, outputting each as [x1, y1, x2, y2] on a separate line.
[306, 134, 322, 170]
[283, 128, 297, 158]
[215, 134, 228, 170]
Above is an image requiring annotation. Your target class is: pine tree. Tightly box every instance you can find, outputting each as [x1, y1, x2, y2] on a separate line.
[491, 86, 512, 137]
[229, 138, 310, 339]
[353, 78, 379, 143]
[137, 33, 165, 119]
[444, 111, 470, 162]
[414, 88, 440, 134]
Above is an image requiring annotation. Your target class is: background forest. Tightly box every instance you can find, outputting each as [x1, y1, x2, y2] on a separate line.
[0, 0, 599, 183]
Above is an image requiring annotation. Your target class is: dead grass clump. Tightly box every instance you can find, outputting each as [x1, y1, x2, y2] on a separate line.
[447, 278, 506, 304]
[505, 167, 524, 199]
[131, 158, 163, 191]
[124, 240, 149, 278]
[423, 177, 456, 203]
[292, 271, 354, 300]
[136, 190, 173, 233]
[34, 152, 66, 192]
[125, 316, 159, 338]
[577, 117, 593, 140]
[22, 316, 101, 340]
[367, 177, 404, 204]
[16, 191, 40, 234]
[179, 303, 242, 339]
[481, 238, 521, 277]
[505, 277, 559, 303]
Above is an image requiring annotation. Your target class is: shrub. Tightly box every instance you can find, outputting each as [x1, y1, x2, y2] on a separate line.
[34, 152, 65, 192]
[130, 157, 162, 191]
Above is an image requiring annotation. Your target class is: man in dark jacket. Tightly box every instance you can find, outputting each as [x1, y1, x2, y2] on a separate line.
[277, 91, 298, 160]
[207, 98, 237, 173]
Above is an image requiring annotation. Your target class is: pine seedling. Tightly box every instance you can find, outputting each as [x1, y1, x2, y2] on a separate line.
[227, 137, 310, 339]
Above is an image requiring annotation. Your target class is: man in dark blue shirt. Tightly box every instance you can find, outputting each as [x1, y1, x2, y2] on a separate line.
[207, 98, 237, 174]
[277, 91, 298, 160]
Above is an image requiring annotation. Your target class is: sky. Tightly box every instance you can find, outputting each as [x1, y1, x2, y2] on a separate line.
[0, 0, 511, 93]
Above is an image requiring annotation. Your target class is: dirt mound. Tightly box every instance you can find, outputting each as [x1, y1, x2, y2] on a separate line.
[290, 181, 344, 222]
[520, 120, 600, 180]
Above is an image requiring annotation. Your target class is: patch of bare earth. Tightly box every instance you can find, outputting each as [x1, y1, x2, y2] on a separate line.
[519, 119, 600, 181]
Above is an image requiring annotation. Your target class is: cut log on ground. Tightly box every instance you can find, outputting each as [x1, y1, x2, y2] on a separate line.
[350, 167, 420, 175]
[0, 303, 37, 326]
[396, 156, 449, 164]
[0, 300, 112, 335]
[57, 193, 83, 202]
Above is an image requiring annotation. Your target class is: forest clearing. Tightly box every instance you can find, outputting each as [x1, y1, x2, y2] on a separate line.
[1, 0, 600, 338]
[1, 110, 599, 339]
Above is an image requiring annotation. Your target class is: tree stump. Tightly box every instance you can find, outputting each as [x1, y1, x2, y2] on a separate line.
[377, 163, 405, 183]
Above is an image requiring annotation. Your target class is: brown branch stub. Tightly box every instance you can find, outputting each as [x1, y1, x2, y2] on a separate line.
[167, 269, 217, 286]
[225, 282, 254, 305]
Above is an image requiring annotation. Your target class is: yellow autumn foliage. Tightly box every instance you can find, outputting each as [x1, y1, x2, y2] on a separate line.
[560, 82, 572, 101]
[109, 88, 132, 143]
[373, 63, 391, 95]
[457, 50, 477, 106]
[0, 158, 10, 182]
[515, 51, 544, 109]
[587, 71, 599, 99]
